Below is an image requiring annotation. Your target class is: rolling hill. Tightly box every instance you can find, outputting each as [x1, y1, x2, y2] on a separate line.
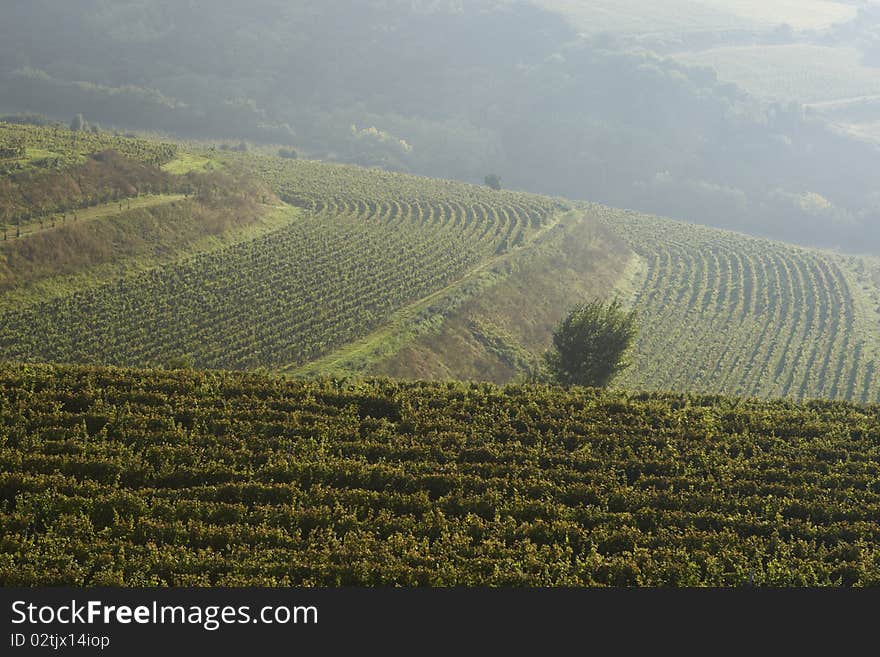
[3, 122, 880, 403]
[7, 1, 880, 257]
[5, 2, 880, 594]
[4, 124, 880, 587]
[361, 205, 880, 404]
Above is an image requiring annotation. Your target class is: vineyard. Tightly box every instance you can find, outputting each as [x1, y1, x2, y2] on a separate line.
[220, 151, 564, 225]
[0, 148, 566, 371]
[0, 123, 178, 171]
[1, 363, 879, 586]
[606, 211, 880, 402]
[3, 123, 880, 588]
[6, 122, 880, 405]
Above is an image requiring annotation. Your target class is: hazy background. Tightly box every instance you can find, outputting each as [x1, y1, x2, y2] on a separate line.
[4, 0, 880, 252]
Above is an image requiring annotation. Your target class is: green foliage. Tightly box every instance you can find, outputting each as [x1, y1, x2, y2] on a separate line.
[611, 212, 880, 402]
[484, 174, 502, 190]
[162, 354, 193, 370]
[2, 363, 880, 586]
[70, 114, 87, 132]
[0, 122, 178, 171]
[0, 149, 178, 231]
[543, 298, 637, 387]
[0, 149, 565, 371]
[0, 137, 25, 160]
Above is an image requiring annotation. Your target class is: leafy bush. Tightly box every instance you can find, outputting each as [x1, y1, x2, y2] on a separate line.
[543, 298, 638, 387]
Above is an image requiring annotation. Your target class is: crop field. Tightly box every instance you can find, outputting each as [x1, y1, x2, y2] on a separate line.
[218, 153, 562, 219]
[0, 154, 565, 371]
[0, 123, 177, 171]
[5, 123, 880, 405]
[674, 45, 880, 104]
[537, 0, 855, 35]
[2, 363, 880, 586]
[607, 211, 880, 401]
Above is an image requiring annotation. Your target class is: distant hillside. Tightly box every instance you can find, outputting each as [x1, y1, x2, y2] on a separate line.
[4, 1, 880, 254]
[2, 363, 879, 586]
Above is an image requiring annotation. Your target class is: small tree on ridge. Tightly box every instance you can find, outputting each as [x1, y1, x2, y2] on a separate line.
[543, 298, 638, 387]
[484, 173, 502, 190]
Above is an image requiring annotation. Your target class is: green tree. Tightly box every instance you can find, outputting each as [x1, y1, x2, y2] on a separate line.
[542, 298, 638, 387]
[70, 114, 87, 132]
[484, 173, 502, 190]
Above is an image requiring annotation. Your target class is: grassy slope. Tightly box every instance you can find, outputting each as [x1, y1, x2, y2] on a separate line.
[0, 126, 295, 310]
[160, 152, 217, 175]
[365, 207, 634, 382]
[0, 201, 299, 311]
[13, 193, 185, 236]
[0, 122, 177, 169]
[346, 199, 880, 403]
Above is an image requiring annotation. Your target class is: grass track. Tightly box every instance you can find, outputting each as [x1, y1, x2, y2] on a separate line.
[13, 194, 187, 238]
[287, 210, 578, 378]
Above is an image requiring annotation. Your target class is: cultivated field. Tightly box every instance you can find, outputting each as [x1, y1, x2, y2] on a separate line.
[675, 44, 880, 104]
[5, 122, 880, 404]
[608, 212, 880, 401]
[538, 0, 855, 35]
[2, 364, 880, 586]
[0, 141, 566, 371]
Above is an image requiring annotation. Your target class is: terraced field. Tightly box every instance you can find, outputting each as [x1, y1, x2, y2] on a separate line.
[609, 212, 880, 402]
[0, 122, 177, 171]
[0, 153, 566, 371]
[5, 123, 880, 404]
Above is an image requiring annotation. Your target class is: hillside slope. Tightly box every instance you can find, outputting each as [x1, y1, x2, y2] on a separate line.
[0, 126, 573, 371]
[337, 199, 880, 404]
[8, 0, 880, 258]
[363, 208, 637, 381]
[2, 363, 879, 586]
[5, 123, 880, 402]
[607, 212, 880, 402]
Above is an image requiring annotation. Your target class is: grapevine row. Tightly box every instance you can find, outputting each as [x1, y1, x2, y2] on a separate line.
[3, 363, 880, 586]
[607, 212, 880, 401]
